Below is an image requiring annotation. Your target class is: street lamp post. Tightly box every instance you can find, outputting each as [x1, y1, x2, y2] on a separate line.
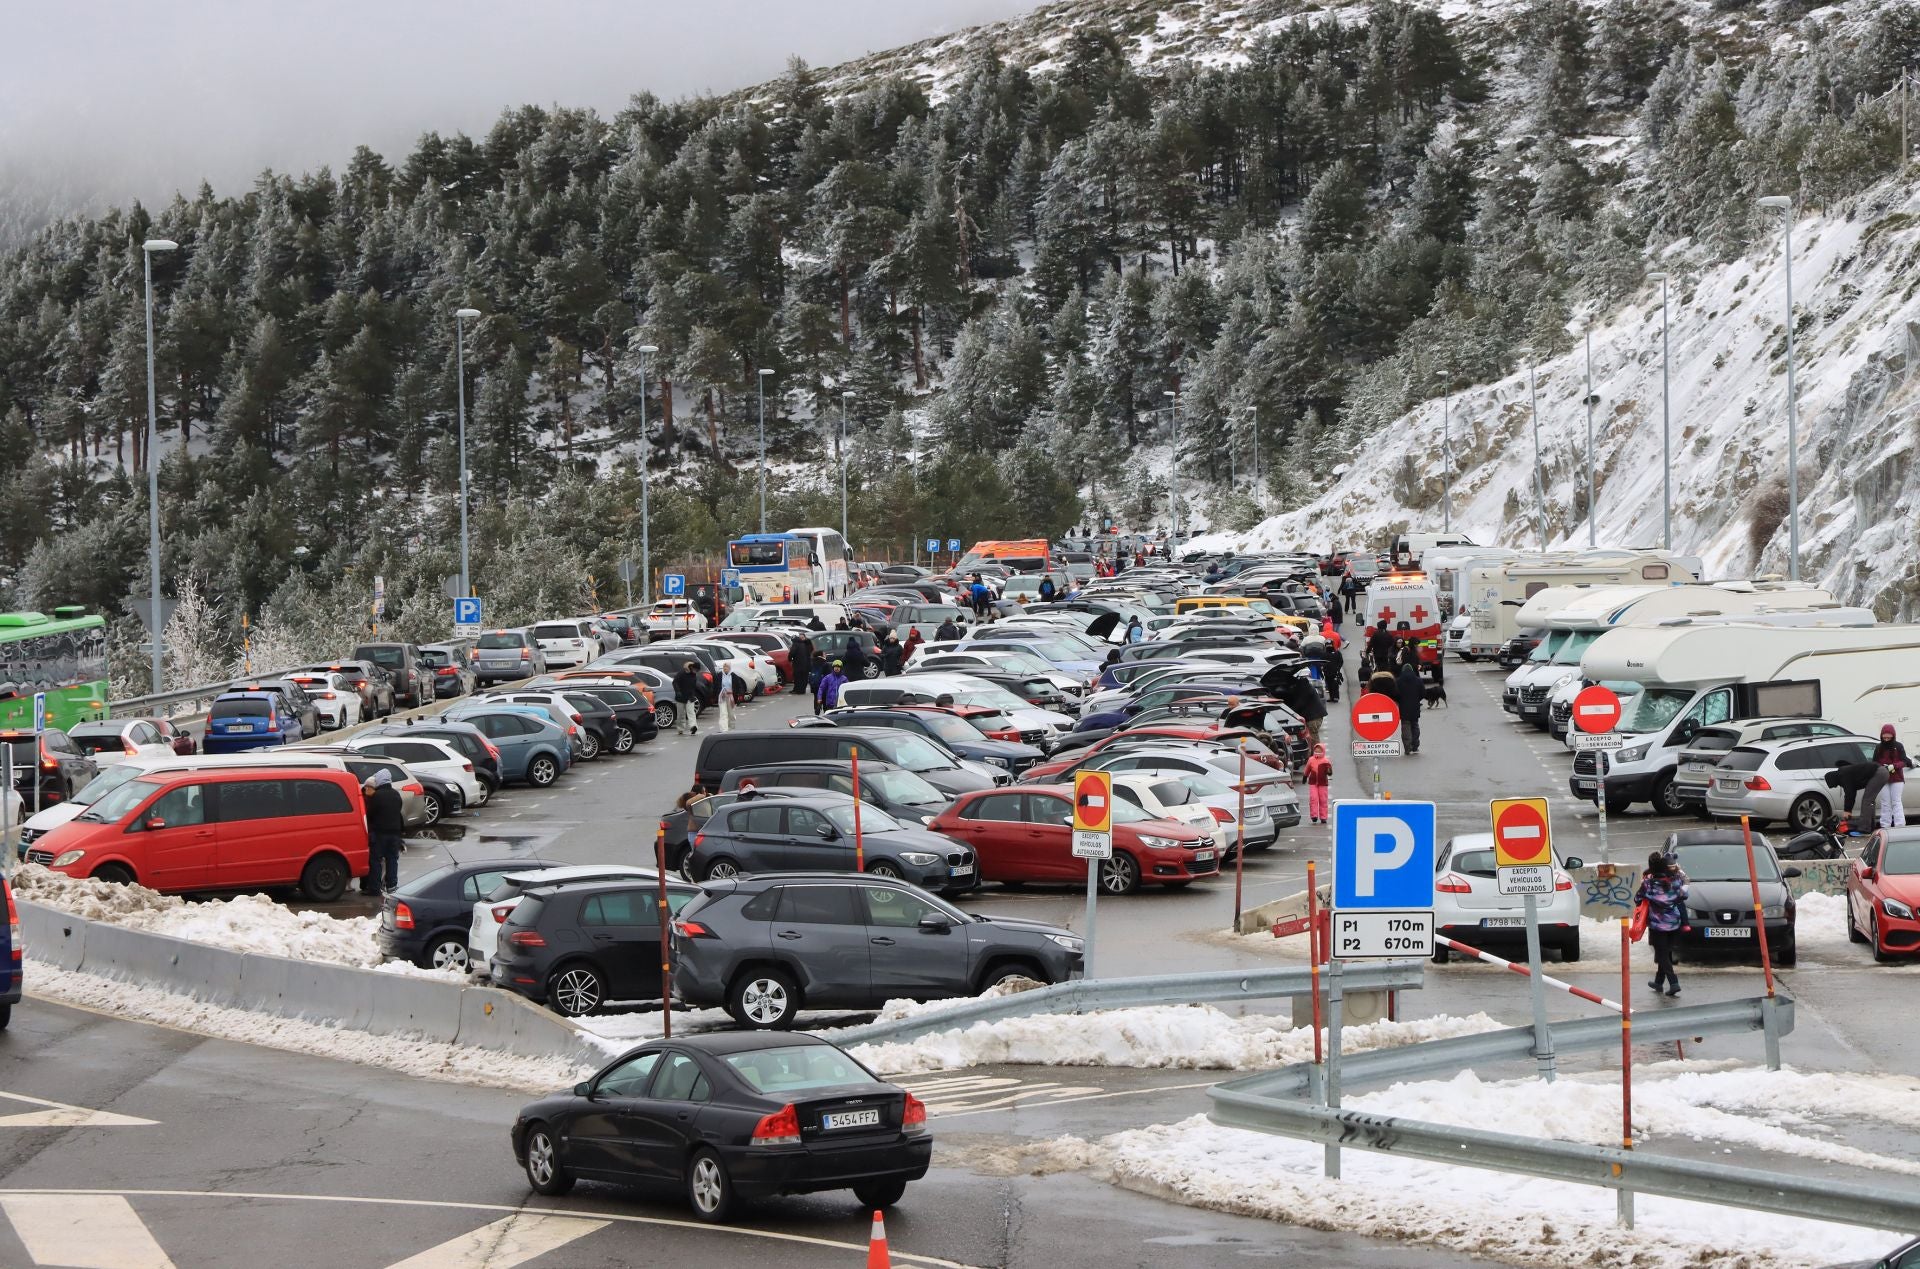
[1758, 196, 1801, 581]
[1645, 273, 1673, 553]
[453, 308, 481, 598]
[1163, 389, 1180, 547]
[637, 344, 659, 604]
[839, 390, 852, 543]
[756, 368, 774, 533]
[1581, 324, 1597, 548]
[141, 238, 177, 694]
[1439, 371, 1452, 533]
[1249, 403, 1260, 493]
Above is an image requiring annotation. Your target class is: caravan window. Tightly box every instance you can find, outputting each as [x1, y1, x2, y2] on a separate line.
[1523, 583, 1549, 599]
[1640, 564, 1671, 580]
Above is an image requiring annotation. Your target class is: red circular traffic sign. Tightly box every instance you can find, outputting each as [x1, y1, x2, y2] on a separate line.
[1572, 684, 1622, 734]
[1074, 772, 1112, 832]
[1351, 692, 1401, 743]
[1494, 801, 1550, 864]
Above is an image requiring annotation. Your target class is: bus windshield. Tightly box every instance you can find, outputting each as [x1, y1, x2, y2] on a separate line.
[730, 541, 787, 568]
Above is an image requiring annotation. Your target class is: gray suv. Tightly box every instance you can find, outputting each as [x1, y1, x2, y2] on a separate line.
[473, 629, 548, 685]
[672, 873, 1083, 1028]
[685, 791, 977, 893]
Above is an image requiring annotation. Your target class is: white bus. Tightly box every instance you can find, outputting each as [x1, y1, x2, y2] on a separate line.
[784, 526, 853, 600]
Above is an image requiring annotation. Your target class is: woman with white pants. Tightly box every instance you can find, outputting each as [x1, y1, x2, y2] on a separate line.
[1874, 724, 1912, 828]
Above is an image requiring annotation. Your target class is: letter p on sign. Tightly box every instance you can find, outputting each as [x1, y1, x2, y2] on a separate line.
[1332, 800, 1436, 910]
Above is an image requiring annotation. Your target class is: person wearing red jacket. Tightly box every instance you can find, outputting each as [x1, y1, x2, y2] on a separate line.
[1303, 744, 1333, 824]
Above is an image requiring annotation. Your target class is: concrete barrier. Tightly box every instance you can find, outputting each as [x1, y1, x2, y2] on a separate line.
[281, 959, 377, 1032]
[16, 902, 86, 971]
[367, 971, 465, 1044]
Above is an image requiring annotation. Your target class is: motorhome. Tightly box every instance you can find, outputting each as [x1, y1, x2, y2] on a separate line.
[1389, 532, 1477, 571]
[1465, 553, 1703, 658]
[1424, 547, 1526, 622]
[1571, 622, 1920, 814]
[1500, 585, 1616, 722]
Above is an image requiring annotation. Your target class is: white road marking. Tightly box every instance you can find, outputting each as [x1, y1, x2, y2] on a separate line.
[0, 1092, 156, 1128]
[383, 1212, 609, 1269]
[1, 1194, 177, 1268]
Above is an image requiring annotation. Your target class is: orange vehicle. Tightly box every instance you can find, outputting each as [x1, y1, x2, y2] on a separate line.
[960, 539, 1052, 573]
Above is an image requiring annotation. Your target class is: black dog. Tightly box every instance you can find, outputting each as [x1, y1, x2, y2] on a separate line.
[1423, 682, 1448, 708]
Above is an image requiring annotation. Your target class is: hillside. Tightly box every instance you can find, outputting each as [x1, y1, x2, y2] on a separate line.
[2, 0, 1918, 686]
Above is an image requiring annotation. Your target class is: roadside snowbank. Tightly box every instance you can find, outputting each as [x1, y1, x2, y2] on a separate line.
[844, 1006, 1505, 1075]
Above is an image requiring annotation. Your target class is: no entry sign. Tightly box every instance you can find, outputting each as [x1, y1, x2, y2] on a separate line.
[1491, 797, 1551, 866]
[1072, 769, 1113, 860]
[1572, 684, 1622, 734]
[1351, 693, 1401, 742]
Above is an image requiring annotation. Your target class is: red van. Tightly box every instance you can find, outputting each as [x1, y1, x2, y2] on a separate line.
[34, 768, 368, 901]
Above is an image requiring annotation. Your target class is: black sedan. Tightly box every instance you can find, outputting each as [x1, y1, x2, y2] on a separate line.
[379, 859, 556, 971]
[1663, 831, 1804, 966]
[513, 1032, 930, 1221]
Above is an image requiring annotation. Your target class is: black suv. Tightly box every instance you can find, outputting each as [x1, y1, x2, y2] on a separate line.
[822, 707, 1043, 773]
[1, 729, 98, 806]
[493, 876, 701, 1016]
[673, 874, 1083, 1028]
[684, 791, 976, 894]
[553, 684, 657, 752]
[352, 642, 429, 710]
[717, 759, 950, 824]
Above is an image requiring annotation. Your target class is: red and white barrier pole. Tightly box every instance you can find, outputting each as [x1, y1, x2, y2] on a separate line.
[1306, 860, 1323, 1067]
[1437, 934, 1622, 1012]
[1739, 814, 1776, 998]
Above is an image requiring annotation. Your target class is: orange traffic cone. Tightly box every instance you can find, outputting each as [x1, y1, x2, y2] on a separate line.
[867, 1210, 891, 1268]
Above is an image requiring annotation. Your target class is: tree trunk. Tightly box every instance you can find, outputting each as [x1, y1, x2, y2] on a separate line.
[912, 307, 926, 389]
[705, 387, 722, 464]
[838, 262, 853, 349]
[660, 378, 677, 447]
[177, 370, 191, 445]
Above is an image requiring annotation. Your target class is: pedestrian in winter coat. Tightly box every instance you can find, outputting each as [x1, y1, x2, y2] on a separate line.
[1340, 575, 1359, 614]
[816, 661, 849, 714]
[1367, 623, 1398, 675]
[902, 628, 924, 663]
[970, 578, 991, 616]
[1395, 660, 1424, 754]
[1367, 669, 1398, 698]
[1304, 744, 1333, 824]
[807, 616, 826, 631]
[1874, 724, 1913, 827]
[880, 634, 904, 676]
[935, 617, 960, 642]
[1636, 851, 1690, 996]
[361, 770, 405, 896]
[1281, 669, 1327, 744]
[1827, 759, 1887, 832]
[1329, 600, 1343, 631]
[842, 636, 870, 680]
[789, 636, 813, 696]
[1324, 642, 1344, 704]
[672, 661, 704, 735]
[1038, 576, 1057, 603]
[1126, 616, 1144, 643]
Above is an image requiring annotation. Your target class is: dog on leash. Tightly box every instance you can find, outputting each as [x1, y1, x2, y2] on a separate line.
[1423, 682, 1448, 708]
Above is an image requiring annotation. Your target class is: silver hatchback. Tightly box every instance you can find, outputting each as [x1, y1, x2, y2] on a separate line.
[1703, 734, 1902, 830]
[473, 629, 547, 685]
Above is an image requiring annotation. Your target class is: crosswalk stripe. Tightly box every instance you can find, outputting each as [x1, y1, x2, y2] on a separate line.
[1, 1194, 177, 1269]
[382, 1212, 610, 1269]
[0, 1091, 157, 1129]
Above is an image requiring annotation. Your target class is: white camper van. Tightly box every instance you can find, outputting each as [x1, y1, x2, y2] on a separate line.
[1466, 554, 1701, 658]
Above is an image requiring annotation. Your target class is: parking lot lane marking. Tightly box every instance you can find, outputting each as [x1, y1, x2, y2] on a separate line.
[383, 1212, 610, 1269]
[0, 1194, 177, 1268]
[0, 1092, 157, 1128]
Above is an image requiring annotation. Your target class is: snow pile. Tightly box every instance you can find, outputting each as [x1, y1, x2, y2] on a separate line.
[845, 1006, 1505, 1075]
[12, 864, 383, 968]
[1096, 1065, 1911, 1268]
[26, 963, 590, 1092]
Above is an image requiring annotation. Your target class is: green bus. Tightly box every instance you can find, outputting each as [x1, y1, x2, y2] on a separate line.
[0, 608, 112, 732]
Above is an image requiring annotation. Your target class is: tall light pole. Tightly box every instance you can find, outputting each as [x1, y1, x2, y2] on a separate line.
[1248, 403, 1260, 493]
[755, 368, 774, 533]
[1580, 323, 1597, 548]
[1758, 196, 1801, 581]
[637, 344, 658, 604]
[141, 238, 177, 694]
[1519, 347, 1547, 553]
[453, 307, 481, 598]
[1438, 370, 1452, 533]
[1646, 273, 1673, 553]
[839, 390, 852, 543]
[1163, 389, 1180, 547]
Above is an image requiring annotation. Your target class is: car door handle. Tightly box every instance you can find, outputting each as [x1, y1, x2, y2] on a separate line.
[776, 930, 803, 941]
[870, 937, 895, 947]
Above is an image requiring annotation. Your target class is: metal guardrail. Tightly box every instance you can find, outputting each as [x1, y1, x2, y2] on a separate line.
[829, 962, 1425, 1048]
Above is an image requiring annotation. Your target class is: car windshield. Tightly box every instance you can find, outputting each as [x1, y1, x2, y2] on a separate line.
[534, 625, 579, 640]
[68, 762, 149, 805]
[418, 649, 453, 667]
[863, 769, 945, 805]
[361, 648, 404, 669]
[914, 714, 981, 745]
[69, 732, 130, 755]
[724, 1044, 880, 1094]
[1673, 842, 1780, 881]
[1550, 631, 1599, 665]
[1149, 779, 1191, 806]
[477, 633, 523, 649]
[210, 698, 268, 718]
[1620, 687, 1693, 736]
[80, 776, 165, 823]
[824, 803, 901, 834]
[880, 733, 954, 771]
[1110, 798, 1156, 825]
[988, 650, 1052, 675]
[956, 687, 1035, 715]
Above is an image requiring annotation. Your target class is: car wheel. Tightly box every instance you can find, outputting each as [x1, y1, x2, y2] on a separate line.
[687, 1148, 735, 1222]
[981, 960, 1046, 990]
[527, 756, 559, 787]
[92, 863, 136, 886]
[477, 772, 499, 796]
[0, 1003, 10, 1030]
[1872, 914, 1894, 964]
[703, 857, 742, 882]
[861, 662, 881, 680]
[654, 701, 678, 729]
[1098, 851, 1140, 895]
[1652, 773, 1685, 816]
[1559, 932, 1581, 963]
[728, 967, 800, 1028]
[422, 936, 469, 973]
[613, 724, 637, 754]
[1431, 944, 1450, 964]
[299, 853, 349, 903]
[1787, 794, 1828, 834]
[853, 1178, 908, 1209]
[1603, 791, 1632, 816]
[548, 964, 605, 1016]
[867, 861, 904, 880]
[1773, 935, 1797, 968]
[522, 1124, 575, 1196]
[470, 781, 491, 808]
[1848, 899, 1867, 943]
[421, 789, 445, 825]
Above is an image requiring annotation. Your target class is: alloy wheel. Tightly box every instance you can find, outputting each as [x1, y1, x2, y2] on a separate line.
[552, 968, 602, 1015]
[527, 1132, 556, 1186]
[690, 1156, 725, 1214]
[742, 978, 789, 1025]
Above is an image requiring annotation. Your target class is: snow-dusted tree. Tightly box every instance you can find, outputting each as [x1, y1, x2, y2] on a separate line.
[163, 574, 230, 692]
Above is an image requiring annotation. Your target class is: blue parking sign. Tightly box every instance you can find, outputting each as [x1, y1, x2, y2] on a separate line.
[662, 574, 685, 597]
[32, 692, 46, 734]
[1332, 801, 1436, 910]
[946, 538, 960, 552]
[720, 568, 740, 587]
[925, 538, 939, 554]
[453, 596, 482, 626]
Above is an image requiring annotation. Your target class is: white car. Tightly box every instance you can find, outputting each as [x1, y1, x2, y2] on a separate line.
[702, 639, 780, 695]
[642, 600, 708, 638]
[1107, 772, 1221, 836]
[345, 735, 487, 814]
[1443, 612, 1474, 660]
[531, 620, 598, 669]
[64, 720, 176, 767]
[1431, 832, 1583, 963]
[841, 671, 1072, 739]
[288, 672, 364, 730]
[467, 863, 665, 973]
[909, 647, 1088, 703]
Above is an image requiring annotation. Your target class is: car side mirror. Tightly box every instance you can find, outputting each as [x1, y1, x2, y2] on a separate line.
[1783, 866, 1803, 879]
[1562, 857, 1584, 871]
[918, 912, 953, 934]
[573, 1081, 591, 1097]
[1060, 815, 1073, 827]
[816, 824, 836, 839]
[143, 817, 167, 831]
[1862, 867, 1878, 881]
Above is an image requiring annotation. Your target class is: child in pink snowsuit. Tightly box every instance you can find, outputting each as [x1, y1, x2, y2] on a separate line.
[1304, 744, 1333, 823]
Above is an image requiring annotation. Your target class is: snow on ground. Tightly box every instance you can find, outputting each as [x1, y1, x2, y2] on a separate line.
[843, 1006, 1505, 1075]
[25, 963, 590, 1093]
[1092, 1064, 1911, 1269]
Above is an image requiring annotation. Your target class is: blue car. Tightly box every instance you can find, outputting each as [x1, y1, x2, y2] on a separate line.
[3, 871, 21, 1028]
[203, 690, 304, 753]
[442, 705, 573, 788]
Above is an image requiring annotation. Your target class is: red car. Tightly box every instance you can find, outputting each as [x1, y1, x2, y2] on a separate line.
[1847, 828, 1920, 961]
[930, 784, 1220, 894]
[911, 703, 1021, 743]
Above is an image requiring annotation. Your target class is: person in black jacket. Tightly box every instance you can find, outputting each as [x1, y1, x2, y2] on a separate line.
[1395, 660, 1425, 754]
[935, 617, 960, 642]
[842, 636, 870, 681]
[879, 633, 904, 676]
[788, 635, 813, 696]
[1366, 623, 1397, 676]
[671, 661, 703, 736]
[361, 770, 405, 896]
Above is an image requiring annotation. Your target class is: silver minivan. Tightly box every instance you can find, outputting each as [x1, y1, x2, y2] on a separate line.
[473, 629, 548, 685]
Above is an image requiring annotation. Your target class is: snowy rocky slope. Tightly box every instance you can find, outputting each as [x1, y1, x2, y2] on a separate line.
[1195, 174, 1920, 618]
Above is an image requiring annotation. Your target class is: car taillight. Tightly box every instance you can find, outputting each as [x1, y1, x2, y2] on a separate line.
[393, 901, 415, 930]
[437, 668, 455, 677]
[751, 1104, 801, 1145]
[902, 1093, 927, 1130]
[1745, 776, 1772, 791]
[507, 930, 547, 948]
[520, 650, 530, 662]
[403, 781, 424, 795]
[673, 919, 715, 939]
[5, 882, 19, 963]
[461, 761, 473, 771]
[566, 724, 578, 736]
[692, 831, 705, 847]
[123, 740, 139, 755]
[1207, 806, 1233, 822]
[1436, 874, 1473, 894]
[1554, 871, 1574, 891]
[482, 740, 501, 760]
[491, 905, 516, 923]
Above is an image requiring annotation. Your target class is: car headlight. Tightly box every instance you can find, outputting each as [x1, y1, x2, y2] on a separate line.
[51, 850, 86, 867]
[899, 851, 941, 866]
[989, 756, 1011, 769]
[1616, 744, 1648, 763]
[1136, 834, 1178, 849]
[1885, 897, 1915, 920]
[1759, 904, 1785, 919]
[1046, 933, 1085, 951]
